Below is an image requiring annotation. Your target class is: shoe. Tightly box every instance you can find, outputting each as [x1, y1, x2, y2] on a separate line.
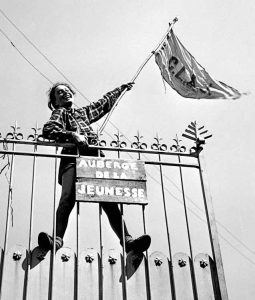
[125, 234, 151, 253]
[38, 232, 63, 251]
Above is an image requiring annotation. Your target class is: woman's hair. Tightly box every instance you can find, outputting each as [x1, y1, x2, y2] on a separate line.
[48, 82, 76, 110]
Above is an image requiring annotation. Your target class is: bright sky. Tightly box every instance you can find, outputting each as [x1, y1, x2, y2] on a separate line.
[0, 0, 255, 299]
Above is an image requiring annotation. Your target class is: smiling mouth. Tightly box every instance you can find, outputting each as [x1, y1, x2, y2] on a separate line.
[63, 94, 72, 99]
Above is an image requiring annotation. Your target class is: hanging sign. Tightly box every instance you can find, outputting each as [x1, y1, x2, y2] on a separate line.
[76, 157, 147, 205]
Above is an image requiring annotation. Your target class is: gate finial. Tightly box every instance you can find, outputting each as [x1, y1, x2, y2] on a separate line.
[182, 121, 212, 155]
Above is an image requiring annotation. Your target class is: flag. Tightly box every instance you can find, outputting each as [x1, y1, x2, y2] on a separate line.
[155, 29, 242, 100]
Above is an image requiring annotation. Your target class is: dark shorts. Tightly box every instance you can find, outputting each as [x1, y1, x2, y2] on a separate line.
[58, 147, 104, 185]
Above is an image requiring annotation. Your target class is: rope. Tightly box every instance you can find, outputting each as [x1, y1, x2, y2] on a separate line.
[0, 27, 53, 84]
[0, 8, 91, 104]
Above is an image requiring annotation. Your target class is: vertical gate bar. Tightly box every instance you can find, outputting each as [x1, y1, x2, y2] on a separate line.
[49, 146, 59, 300]
[76, 201, 80, 300]
[142, 206, 151, 300]
[98, 150, 103, 300]
[2, 142, 15, 253]
[158, 153, 176, 300]
[0, 141, 15, 299]
[28, 146, 37, 253]
[177, 155, 194, 260]
[198, 154, 228, 300]
[142, 206, 147, 235]
[25, 144, 38, 299]
[138, 151, 151, 300]
[120, 204, 127, 300]
[177, 155, 198, 300]
[117, 149, 127, 300]
[98, 204, 103, 300]
[138, 152, 149, 236]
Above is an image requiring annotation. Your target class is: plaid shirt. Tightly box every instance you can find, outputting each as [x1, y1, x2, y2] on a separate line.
[43, 86, 124, 144]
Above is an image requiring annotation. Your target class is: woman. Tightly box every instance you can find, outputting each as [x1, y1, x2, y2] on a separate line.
[38, 82, 151, 253]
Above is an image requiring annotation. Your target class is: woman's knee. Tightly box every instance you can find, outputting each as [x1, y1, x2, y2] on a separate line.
[57, 199, 75, 215]
[58, 190, 75, 212]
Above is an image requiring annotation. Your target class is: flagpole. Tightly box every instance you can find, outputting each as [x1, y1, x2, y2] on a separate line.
[98, 17, 178, 135]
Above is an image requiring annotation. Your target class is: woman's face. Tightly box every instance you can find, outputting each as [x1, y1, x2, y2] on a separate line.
[54, 85, 74, 108]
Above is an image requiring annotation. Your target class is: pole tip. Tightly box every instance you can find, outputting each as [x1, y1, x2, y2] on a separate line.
[169, 17, 178, 27]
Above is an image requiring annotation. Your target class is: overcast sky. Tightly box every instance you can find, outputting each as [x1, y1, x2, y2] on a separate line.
[0, 1, 255, 299]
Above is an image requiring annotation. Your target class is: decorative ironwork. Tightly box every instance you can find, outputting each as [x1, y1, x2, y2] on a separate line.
[151, 134, 167, 151]
[170, 134, 186, 153]
[88, 130, 107, 147]
[131, 131, 147, 149]
[13, 251, 22, 261]
[108, 255, 117, 264]
[61, 253, 70, 262]
[1, 123, 25, 228]
[154, 257, 163, 266]
[200, 259, 208, 268]
[182, 121, 212, 155]
[27, 123, 42, 141]
[0, 141, 10, 176]
[110, 131, 127, 148]
[85, 254, 94, 263]
[6, 121, 23, 140]
[0, 121, 212, 155]
[178, 258, 187, 267]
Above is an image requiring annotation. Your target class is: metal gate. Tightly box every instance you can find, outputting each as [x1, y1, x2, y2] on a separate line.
[0, 121, 228, 299]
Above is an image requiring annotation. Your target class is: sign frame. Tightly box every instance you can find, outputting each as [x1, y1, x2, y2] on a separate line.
[75, 156, 148, 205]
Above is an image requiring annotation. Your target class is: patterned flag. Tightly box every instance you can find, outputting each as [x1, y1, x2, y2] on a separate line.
[155, 29, 242, 99]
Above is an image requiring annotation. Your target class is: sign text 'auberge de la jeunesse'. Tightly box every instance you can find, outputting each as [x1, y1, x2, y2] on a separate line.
[76, 157, 147, 205]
